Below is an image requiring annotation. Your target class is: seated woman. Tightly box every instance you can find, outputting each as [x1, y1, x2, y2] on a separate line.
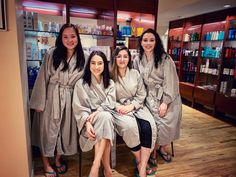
[73, 51, 115, 177]
[110, 46, 157, 177]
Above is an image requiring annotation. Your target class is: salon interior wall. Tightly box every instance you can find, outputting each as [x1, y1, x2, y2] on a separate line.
[0, 0, 32, 176]
[157, 24, 169, 52]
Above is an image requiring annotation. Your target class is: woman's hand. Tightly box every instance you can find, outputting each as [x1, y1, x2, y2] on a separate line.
[159, 103, 167, 118]
[85, 122, 96, 140]
[35, 109, 43, 112]
[87, 111, 98, 123]
[116, 104, 134, 115]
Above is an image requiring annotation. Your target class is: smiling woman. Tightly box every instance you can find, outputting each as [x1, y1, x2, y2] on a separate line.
[30, 23, 86, 177]
[0, 0, 7, 31]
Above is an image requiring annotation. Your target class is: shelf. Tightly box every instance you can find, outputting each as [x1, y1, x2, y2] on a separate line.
[117, 36, 139, 40]
[183, 70, 196, 73]
[169, 40, 182, 42]
[179, 82, 194, 101]
[222, 75, 235, 78]
[199, 72, 219, 76]
[180, 82, 194, 87]
[80, 33, 113, 37]
[201, 57, 221, 60]
[215, 93, 236, 117]
[27, 60, 42, 62]
[223, 57, 236, 60]
[183, 56, 198, 59]
[196, 85, 217, 91]
[170, 54, 180, 59]
[226, 39, 236, 41]
[201, 39, 224, 42]
[194, 86, 216, 107]
[24, 29, 59, 34]
[183, 40, 200, 43]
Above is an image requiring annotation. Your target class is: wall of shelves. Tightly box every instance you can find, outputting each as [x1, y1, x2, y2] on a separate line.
[168, 8, 236, 117]
[22, 0, 158, 91]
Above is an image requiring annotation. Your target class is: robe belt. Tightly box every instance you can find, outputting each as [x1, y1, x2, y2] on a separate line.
[50, 82, 73, 146]
[119, 98, 133, 105]
[147, 84, 164, 101]
[50, 82, 73, 120]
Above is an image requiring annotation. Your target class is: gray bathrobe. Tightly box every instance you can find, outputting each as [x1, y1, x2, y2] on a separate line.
[30, 48, 85, 156]
[114, 68, 157, 150]
[72, 76, 115, 152]
[133, 54, 182, 145]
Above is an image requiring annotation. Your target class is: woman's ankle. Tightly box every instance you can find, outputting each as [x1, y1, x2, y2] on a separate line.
[103, 168, 113, 177]
[90, 164, 100, 177]
[44, 164, 54, 172]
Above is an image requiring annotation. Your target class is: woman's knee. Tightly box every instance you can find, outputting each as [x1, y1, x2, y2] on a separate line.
[137, 119, 151, 133]
[97, 111, 113, 122]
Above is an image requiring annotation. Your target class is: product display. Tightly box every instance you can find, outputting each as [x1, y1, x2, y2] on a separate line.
[168, 8, 236, 116]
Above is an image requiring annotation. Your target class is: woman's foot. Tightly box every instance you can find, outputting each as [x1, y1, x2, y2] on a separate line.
[146, 167, 156, 176]
[44, 171, 57, 177]
[103, 168, 113, 177]
[44, 166, 57, 177]
[157, 147, 172, 163]
[89, 162, 100, 177]
[148, 154, 157, 167]
[55, 158, 68, 174]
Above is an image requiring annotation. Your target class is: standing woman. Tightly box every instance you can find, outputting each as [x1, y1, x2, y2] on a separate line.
[111, 46, 157, 177]
[73, 51, 114, 177]
[30, 23, 86, 177]
[133, 28, 182, 164]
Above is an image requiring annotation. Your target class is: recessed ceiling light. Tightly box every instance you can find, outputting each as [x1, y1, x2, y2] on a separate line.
[224, 4, 231, 8]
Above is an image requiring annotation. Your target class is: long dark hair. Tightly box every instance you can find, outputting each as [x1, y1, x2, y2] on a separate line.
[110, 46, 132, 82]
[138, 28, 167, 68]
[83, 51, 110, 89]
[53, 23, 85, 71]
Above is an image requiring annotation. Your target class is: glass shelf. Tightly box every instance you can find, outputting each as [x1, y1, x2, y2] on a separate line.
[27, 59, 42, 62]
[183, 40, 200, 43]
[201, 57, 222, 60]
[169, 40, 182, 43]
[201, 39, 224, 42]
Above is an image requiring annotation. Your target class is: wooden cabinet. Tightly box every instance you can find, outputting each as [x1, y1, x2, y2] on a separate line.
[215, 16, 236, 116]
[167, 19, 184, 75]
[168, 8, 236, 117]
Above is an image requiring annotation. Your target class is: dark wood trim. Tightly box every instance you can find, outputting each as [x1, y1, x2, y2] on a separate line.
[113, 0, 117, 49]
[169, 19, 184, 29]
[116, 0, 156, 14]
[66, 2, 70, 23]
[154, 0, 158, 31]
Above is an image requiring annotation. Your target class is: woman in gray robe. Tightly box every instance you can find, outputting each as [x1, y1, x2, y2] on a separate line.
[133, 28, 182, 164]
[111, 46, 157, 177]
[30, 24, 86, 177]
[73, 51, 114, 177]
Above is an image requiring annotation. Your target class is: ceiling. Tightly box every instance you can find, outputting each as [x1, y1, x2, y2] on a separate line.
[157, 0, 236, 28]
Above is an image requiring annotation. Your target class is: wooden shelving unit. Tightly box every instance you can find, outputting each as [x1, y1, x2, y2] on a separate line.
[168, 8, 236, 117]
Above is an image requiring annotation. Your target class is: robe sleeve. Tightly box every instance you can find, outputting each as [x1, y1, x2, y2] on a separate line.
[132, 55, 140, 72]
[72, 80, 91, 133]
[162, 55, 180, 105]
[131, 70, 146, 110]
[29, 51, 51, 111]
[97, 80, 116, 111]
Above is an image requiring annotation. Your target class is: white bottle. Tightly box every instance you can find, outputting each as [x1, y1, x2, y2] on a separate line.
[27, 12, 33, 30]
